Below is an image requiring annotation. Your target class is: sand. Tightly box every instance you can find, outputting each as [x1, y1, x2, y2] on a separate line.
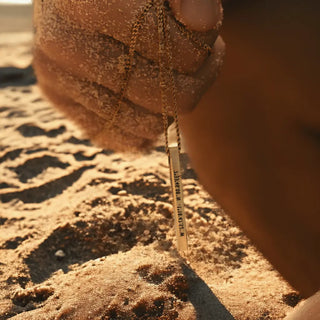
[0, 31, 304, 319]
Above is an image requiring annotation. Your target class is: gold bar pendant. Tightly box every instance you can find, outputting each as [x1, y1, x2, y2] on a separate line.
[169, 143, 188, 252]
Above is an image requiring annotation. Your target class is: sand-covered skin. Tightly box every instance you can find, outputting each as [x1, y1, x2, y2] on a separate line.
[0, 33, 303, 319]
[46, 0, 221, 73]
[32, 0, 225, 152]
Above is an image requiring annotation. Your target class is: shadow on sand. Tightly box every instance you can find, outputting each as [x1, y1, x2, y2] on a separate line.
[183, 264, 235, 320]
[0, 65, 36, 88]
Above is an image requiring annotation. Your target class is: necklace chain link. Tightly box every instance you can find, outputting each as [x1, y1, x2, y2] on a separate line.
[109, 0, 211, 153]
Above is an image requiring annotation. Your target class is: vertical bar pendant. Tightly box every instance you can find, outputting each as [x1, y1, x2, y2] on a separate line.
[169, 143, 188, 252]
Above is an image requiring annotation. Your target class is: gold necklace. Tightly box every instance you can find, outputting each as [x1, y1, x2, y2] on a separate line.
[155, 0, 187, 251]
[109, 0, 211, 252]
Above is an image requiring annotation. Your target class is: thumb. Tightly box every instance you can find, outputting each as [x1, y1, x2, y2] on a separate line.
[169, 0, 223, 32]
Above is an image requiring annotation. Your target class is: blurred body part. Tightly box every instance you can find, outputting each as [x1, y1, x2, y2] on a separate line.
[181, 0, 320, 299]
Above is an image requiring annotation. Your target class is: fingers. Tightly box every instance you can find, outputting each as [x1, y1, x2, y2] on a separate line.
[33, 49, 164, 141]
[39, 0, 219, 73]
[34, 4, 225, 115]
[191, 36, 225, 96]
[169, 0, 223, 32]
[39, 82, 154, 152]
[33, 0, 225, 151]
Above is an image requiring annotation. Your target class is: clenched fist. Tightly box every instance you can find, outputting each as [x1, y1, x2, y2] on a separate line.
[33, 0, 225, 151]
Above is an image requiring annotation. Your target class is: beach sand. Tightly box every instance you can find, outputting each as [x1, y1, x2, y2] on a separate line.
[0, 27, 303, 319]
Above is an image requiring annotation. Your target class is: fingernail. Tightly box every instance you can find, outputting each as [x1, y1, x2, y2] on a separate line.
[176, 0, 223, 31]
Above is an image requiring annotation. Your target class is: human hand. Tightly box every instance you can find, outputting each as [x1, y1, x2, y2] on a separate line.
[33, 0, 225, 151]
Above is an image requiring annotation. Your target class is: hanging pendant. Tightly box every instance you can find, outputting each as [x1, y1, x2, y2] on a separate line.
[169, 143, 188, 252]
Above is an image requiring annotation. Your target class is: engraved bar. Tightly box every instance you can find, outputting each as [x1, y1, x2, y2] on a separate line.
[169, 143, 188, 251]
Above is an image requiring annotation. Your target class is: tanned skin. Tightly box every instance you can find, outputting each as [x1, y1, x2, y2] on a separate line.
[180, 0, 320, 317]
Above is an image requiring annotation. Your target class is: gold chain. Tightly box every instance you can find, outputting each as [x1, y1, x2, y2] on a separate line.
[156, 0, 171, 154]
[107, 0, 154, 128]
[107, 0, 213, 252]
[175, 21, 213, 54]
[155, 0, 182, 155]
[109, 0, 212, 143]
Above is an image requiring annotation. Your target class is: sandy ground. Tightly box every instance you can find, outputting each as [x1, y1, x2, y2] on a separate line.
[0, 30, 304, 319]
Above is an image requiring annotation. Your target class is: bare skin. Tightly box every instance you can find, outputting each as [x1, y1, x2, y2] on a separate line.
[170, 0, 223, 31]
[180, 0, 320, 318]
[33, 0, 319, 318]
[285, 291, 320, 320]
[33, 0, 224, 151]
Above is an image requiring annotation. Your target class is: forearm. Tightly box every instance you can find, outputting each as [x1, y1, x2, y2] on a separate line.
[180, 3, 320, 295]
[181, 78, 320, 297]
